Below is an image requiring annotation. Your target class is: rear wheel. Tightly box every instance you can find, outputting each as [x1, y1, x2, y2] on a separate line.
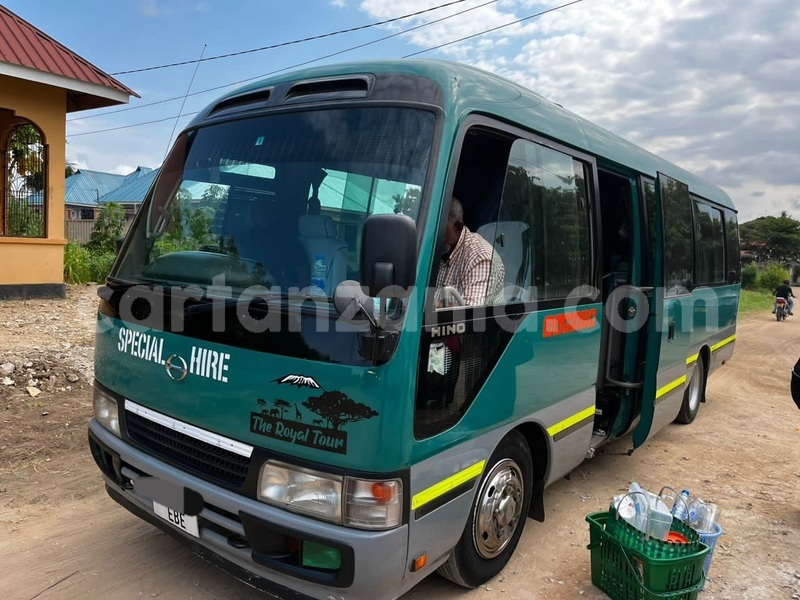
[438, 431, 532, 588]
[675, 357, 706, 424]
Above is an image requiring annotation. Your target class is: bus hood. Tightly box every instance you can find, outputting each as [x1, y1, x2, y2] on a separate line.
[95, 314, 410, 472]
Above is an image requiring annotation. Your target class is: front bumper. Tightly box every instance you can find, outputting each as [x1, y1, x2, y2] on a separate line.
[88, 419, 412, 600]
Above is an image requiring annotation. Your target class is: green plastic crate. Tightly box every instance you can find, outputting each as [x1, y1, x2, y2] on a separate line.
[586, 511, 710, 600]
[604, 504, 704, 559]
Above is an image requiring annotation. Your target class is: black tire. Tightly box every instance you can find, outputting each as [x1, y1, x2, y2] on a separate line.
[437, 430, 532, 588]
[675, 357, 706, 424]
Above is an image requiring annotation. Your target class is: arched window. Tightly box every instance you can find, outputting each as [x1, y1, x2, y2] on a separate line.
[2, 118, 47, 237]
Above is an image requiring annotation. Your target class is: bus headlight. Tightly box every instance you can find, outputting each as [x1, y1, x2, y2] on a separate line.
[258, 461, 342, 523]
[258, 462, 403, 529]
[343, 478, 402, 529]
[93, 386, 120, 437]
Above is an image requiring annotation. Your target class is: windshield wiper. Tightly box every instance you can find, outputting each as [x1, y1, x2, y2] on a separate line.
[181, 292, 333, 318]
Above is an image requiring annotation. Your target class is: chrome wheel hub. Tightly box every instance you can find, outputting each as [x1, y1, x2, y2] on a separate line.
[473, 458, 524, 559]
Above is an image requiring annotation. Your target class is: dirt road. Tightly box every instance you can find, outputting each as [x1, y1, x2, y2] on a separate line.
[1, 286, 799, 600]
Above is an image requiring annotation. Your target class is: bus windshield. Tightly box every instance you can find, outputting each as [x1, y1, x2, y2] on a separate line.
[114, 106, 435, 300]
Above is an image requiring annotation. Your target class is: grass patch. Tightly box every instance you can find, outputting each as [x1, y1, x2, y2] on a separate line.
[739, 289, 775, 315]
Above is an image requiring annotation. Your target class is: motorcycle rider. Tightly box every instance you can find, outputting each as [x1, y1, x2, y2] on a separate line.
[773, 279, 795, 316]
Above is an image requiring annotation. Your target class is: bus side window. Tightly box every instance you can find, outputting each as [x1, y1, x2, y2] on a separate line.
[495, 139, 592, 302]
[693, 198, 725, 285]
[724, 208, 740, 284]
[446, 127, 513, 307]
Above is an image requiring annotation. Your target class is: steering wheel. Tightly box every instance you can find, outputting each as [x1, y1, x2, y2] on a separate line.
[441, 286, 466, 308]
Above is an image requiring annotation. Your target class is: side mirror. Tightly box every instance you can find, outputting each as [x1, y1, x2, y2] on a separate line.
[360, 214, 417, 298]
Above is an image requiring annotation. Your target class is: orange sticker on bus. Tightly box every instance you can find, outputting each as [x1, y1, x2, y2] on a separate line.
[543, 308, 598, 338]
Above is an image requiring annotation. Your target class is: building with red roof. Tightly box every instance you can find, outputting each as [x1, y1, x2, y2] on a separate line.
[0, 5, 137, 298]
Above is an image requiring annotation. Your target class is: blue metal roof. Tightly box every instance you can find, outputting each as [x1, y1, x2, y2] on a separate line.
[98, 167, 158, 203]
[122, 166, 154, 185]
[65, 169, 126, 207]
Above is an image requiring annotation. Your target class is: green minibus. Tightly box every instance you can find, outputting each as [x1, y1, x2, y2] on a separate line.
[88, 59, 739, 600]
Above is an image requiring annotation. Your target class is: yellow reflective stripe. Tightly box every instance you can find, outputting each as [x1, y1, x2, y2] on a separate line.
[711, 334, 736, 352]
[687, 333, 736, 364]
[547, 405, 595, 438]
[656, 375, 687, 399]
[411, 460, 486, 511]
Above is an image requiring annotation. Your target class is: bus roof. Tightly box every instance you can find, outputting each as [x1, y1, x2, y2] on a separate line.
[202, 59, 735, 211]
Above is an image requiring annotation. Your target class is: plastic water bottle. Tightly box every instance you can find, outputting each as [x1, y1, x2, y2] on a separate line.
[311, 254, 326, 293]
[672, 489, 691, 521]
[688, 499, 719, 533]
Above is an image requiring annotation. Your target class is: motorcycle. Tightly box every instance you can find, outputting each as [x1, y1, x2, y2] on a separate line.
[775, 297, 789, 321]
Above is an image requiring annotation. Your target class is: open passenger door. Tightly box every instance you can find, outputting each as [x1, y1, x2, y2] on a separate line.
[632, 173, 691, 448]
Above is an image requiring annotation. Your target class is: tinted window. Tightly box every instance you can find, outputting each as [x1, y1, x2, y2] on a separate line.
[694, 199, 725, 284]
[724, 208, 741, 283]
[115, 107, 435, 296]
[641, 179, 658, 287]
[496, 140, 591, 301]
[661, 177, 693, 295]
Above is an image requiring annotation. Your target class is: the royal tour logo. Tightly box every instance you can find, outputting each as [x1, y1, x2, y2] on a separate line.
[249, 374, 379, 455]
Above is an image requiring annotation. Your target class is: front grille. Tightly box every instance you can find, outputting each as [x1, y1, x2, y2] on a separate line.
[125, 410, 250, 487]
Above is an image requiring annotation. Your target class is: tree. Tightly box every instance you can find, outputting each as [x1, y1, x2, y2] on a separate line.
[302, 390, 378, 431]
[393, 186, 421, 217]
[161, 186, 223, 248]
[6, 123, 45, 237]
[273, 398, 291, 419]
[201, 184, 227, 209]
[88, 203, 126, 254]
[7, 197, 44, 237]
[740, 212, 800, 264]
[8, 124, 43, 184]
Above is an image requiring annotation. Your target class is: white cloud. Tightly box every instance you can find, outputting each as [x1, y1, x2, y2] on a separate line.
[138, 0, 165, 17]
[65, 0, 799, 225]
[110, 165, 137, 175]
[358, 0, 800, 223]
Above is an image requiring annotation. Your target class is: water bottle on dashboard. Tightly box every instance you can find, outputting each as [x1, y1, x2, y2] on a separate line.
[311, 254, 326, 294]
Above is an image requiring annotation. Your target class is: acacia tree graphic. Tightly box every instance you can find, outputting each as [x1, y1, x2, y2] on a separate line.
[302, 391, 378, 431]
[274, 399, 291, 419]
[257, 398, 267, 415]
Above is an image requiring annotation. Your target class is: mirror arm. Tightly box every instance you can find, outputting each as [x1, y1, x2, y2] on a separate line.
[356, 297, 378, 329]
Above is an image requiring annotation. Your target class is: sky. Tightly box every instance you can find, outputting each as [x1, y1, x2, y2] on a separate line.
[4, 0, 799, 223]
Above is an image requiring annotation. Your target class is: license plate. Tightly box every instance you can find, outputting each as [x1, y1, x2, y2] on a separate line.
[153, 501, 200, 538]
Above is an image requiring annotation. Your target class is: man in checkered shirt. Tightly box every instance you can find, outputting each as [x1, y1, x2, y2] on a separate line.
[435, 197, 505, 307]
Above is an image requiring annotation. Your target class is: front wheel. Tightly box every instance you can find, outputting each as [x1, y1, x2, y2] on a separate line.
[438, 431, 532, 588]
[675, 357, 706, 424]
